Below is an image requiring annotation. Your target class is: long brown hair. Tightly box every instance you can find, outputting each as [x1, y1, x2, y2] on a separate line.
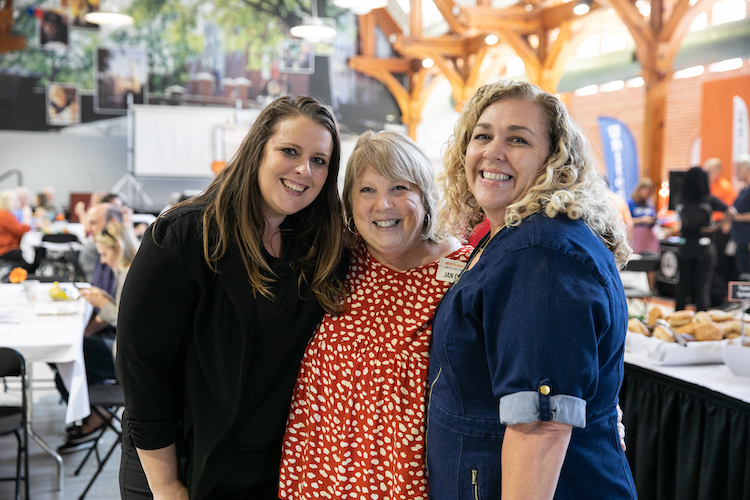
[167, 95, 345, 313]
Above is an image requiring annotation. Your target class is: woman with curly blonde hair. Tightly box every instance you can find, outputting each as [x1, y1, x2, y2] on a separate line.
[427, 80, 636, 499]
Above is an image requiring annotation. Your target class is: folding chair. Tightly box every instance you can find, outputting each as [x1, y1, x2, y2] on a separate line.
[73, 383, 125, 500]
[0, 347, 30, 500]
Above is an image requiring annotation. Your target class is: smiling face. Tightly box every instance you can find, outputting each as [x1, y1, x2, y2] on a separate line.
[464, 99, 551, 231]
[257, 115, 333, 225]
[352, 168, 428, 271]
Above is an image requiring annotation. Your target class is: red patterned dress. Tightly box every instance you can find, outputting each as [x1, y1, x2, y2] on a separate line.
[279, 242, 473, 500]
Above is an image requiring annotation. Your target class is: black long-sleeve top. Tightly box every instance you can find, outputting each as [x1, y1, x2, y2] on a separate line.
[116, 205, 325, 499]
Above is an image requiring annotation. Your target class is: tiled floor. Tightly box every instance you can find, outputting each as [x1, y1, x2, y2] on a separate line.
[0, 363, 121, 500]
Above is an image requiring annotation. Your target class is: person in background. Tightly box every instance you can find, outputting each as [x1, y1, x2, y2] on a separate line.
[13, 187, 33, 226]
[628, 178, 659, 289]
[673, 166, 728, 311]
[0, 189, 32, 272]
[78, 202, 121, 284]
[427, 80, 635, 499]
[75, 220, 139, 434]
[79, 219, 138, 345]
[279, 131, 472, 500]
[56, 202, 124, 453]
[703, 157, 736, 206]
[728, 154, 750, 279]
[116, 95, 345, 499]
[703, 157, 737, 305]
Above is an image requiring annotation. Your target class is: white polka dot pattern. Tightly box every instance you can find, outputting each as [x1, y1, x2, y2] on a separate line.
[279, 243, 472, 499]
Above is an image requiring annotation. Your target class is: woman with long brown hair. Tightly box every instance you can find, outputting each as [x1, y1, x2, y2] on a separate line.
[116, 95, 346, 499]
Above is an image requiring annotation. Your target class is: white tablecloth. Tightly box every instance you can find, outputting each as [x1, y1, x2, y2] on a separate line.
[624, 351, 750, 405]
[0, 283, 90, 423]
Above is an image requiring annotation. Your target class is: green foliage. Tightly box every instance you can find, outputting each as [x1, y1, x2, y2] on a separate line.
[1, 0, 343, 92]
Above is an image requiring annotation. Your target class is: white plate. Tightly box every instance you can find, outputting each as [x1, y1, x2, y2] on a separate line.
[625, 332, 728, 365]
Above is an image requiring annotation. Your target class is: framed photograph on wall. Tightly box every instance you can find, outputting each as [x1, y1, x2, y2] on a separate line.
[39, 10, 69, 48]
[46, 83, 81, 126]
[69, 0, 101, 29]
[278, 39, 315, 74]
[94, 46, 148, 114]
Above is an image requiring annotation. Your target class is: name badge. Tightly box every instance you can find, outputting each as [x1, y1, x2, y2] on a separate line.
[436, 258, 466, 283]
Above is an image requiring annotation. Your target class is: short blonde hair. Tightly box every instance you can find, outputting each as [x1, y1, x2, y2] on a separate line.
[95, 220, 139, 271]
[437, 80, 631, 266]
[343, 130, 441, 243]
[0, 190, 17, 212]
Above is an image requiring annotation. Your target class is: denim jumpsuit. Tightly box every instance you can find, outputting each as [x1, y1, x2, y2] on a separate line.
[426, 215, 636, 499]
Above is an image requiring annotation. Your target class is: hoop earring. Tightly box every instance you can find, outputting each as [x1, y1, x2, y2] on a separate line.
[347, 217, 359, 235]
[423, 212, 431, 229]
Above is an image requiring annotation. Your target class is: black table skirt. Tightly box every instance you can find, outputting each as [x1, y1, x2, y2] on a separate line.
[620, 363, 750, 500]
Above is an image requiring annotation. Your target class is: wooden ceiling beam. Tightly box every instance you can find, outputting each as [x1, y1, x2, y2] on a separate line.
[410, 0, 422, 36]
[541, 2, 600, 30]
[358, 13, 377, 57]
[349, 56, 422, 74]
[431, 0, 466, 34]
[461, 6, 542, 33]
[372, 8, 402, 38]
[396, 35, 470, 57]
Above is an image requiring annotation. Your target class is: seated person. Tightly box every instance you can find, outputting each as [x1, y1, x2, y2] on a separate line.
[56, 203, 124, 453]
[0, 190, 33, 273]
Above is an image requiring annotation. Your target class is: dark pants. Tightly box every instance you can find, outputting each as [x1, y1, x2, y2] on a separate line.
[119, 412, 282, 500]
[676, 243, 716, 311]
[120, 421, 153, 499]
[735, 240, 750, 278]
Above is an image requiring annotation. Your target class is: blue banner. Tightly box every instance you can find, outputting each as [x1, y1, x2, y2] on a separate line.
[597, 116, 639, 200]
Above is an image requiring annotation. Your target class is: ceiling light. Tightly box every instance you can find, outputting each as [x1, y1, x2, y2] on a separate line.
[291, 0, 336, 44]
[485, 34, 499, 45]
[83, 0, 134, 26]
[422, 58, 434, 68]
[574, 0, 592, 16]
[290, 17, 337, 43]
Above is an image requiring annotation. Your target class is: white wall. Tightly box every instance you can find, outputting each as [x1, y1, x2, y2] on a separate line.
[0, 130, 210, 212]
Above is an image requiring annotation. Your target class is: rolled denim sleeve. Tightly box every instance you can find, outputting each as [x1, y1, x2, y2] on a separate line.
[499, 391, 586, 428]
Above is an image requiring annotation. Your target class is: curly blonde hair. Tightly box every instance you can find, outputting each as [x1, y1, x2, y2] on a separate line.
[437, 80, 631, 266]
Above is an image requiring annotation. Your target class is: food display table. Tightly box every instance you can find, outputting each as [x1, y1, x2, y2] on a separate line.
[620, 354, 750, 500]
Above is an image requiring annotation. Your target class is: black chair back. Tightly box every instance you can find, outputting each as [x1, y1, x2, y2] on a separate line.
[0, 347, 29, 500]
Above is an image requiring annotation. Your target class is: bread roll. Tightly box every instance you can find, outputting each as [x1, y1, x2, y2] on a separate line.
[707, 309, 733, 322]
[627, 318, 650, 336]
[675, 322, 698, 335]
[647, 306, 664, 325]
[694, 322, 722, 341]
[717, 320, 742, 338]
[694, 311, 713, 324]
[666, 310, 694, 327]
[653, 326, 675, 343]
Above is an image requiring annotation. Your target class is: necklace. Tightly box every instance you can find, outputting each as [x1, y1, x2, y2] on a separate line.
[450, 230, 497, 290]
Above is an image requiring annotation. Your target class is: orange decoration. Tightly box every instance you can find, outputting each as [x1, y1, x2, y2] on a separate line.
[9, 267, 28, 284]
[211, 160, 226, 174]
